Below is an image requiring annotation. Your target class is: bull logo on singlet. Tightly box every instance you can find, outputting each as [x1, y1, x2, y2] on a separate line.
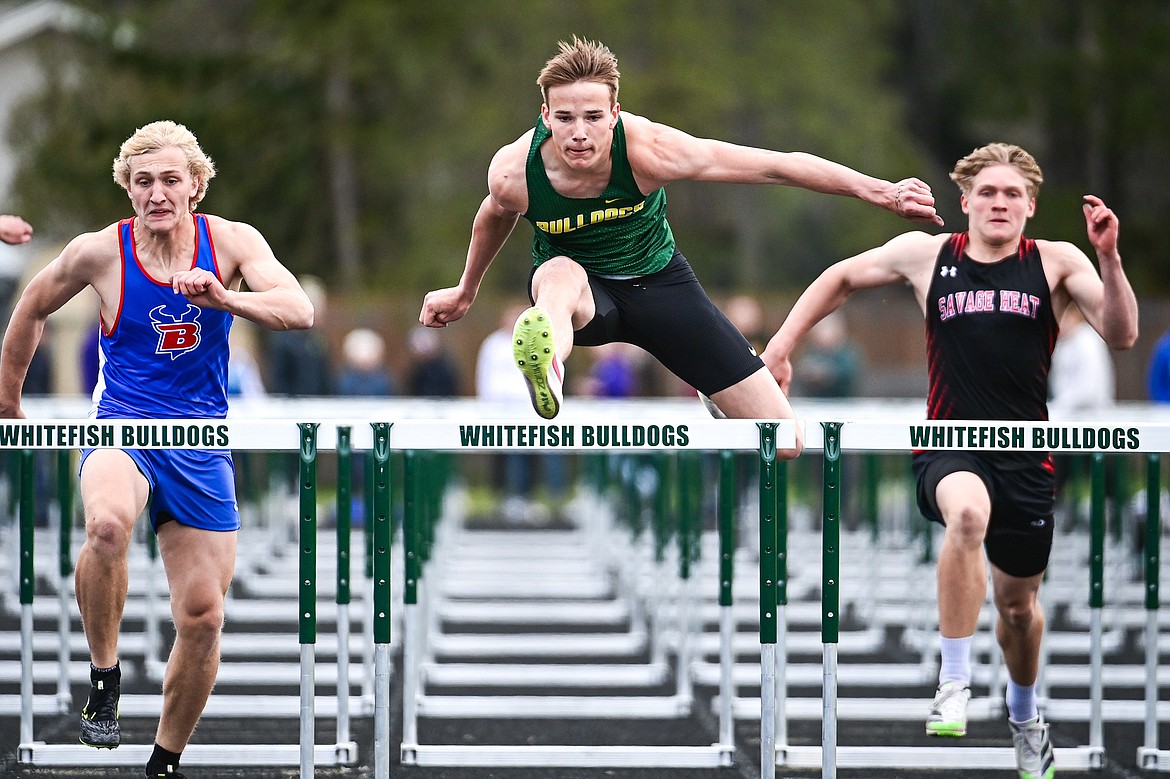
[149, 305, 201, 359]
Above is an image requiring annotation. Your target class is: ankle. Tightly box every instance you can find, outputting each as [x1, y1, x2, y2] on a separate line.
[146, 743, 182, 777]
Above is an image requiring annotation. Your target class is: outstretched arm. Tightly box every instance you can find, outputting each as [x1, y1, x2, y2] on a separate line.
[761, 231, 940, 393]
[419, 193, 521, 328]
[624, 114, 944, 226]
[0, 238, 95, 416]
[420, 140, 526, 328]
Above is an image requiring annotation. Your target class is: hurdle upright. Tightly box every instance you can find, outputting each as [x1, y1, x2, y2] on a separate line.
[386, 416, 796, 772]
[11, 419, 372, 773]
[781, 418, 1170, 778]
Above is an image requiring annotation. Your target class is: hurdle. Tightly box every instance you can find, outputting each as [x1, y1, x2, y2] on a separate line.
[777, 418, 1170, 778]
[1139, 450, 1170, 771]
[386, 417, 796, 773]
[9, 419, 381, 774]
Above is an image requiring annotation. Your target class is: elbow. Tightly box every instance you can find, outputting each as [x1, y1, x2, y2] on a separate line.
[1109, 324, 1139, 352]
[278, 300, 315, 331]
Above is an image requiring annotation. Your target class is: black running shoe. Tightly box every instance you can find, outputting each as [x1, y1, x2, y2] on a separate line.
[80, 670, 120, 748]
[147, 769, 186, 779]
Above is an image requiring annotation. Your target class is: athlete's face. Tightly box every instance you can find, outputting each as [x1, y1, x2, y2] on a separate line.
[541, 80, 619, 172]
[960, 164, 1036, 247]
[126, 147, 199, 233]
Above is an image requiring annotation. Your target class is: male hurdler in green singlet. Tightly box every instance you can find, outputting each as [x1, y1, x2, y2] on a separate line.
[419, 36, 942, 453]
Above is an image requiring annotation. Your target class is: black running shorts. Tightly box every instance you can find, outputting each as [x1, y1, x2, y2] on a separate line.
[912, 450, 1056, 578]
[528, 251, 763, 396]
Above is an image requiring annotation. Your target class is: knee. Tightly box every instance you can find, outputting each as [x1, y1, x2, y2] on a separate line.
[84, 513, 134, 556]
[942, 505, 989, 549]
[997, 596, 1039, 631]
[173, 598, 225, 647]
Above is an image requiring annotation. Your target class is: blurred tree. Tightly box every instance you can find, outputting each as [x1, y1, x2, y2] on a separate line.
[8, 0, 1168, 296]
[894, 0, 1170, 292]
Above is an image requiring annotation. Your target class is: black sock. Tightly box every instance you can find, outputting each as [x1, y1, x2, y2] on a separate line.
[90, 661, 119, 678]
[146, 743, 182, 776]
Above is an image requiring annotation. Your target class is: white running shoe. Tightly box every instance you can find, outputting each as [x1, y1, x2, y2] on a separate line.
[512, 306, 563, 420]
[926, 681, 970, 737]
[1009, 714, 1056, 779]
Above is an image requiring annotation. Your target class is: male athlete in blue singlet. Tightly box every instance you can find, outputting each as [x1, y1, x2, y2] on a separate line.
[419, 36, 943, 444]
[762, 143, 1138, 779]
[0, 121, 314, 779]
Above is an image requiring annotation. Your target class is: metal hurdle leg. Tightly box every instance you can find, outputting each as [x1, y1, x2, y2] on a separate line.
[297, 422, 320, 779]
[1138, 452, 1168, 770]
[334, 427, 353, 751]
[54, 449, 74, 713]
[370, 422, 394, 778]
[716, 450, 736, 758]
[757, 422, 781, 779]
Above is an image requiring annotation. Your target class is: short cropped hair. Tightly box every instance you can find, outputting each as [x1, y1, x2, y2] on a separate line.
[537, 36, 620, 105]
[950, 143, 1043, 199]
[112, 120, 216, 210]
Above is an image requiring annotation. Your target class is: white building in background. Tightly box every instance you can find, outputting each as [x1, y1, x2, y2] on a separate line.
[0, 1, 94, 396]
[0, 1, 89, 203]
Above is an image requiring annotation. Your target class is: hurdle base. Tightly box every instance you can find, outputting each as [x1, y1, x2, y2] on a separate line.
[417, 693, 692, 719]
[18, 741, 360, 766]
[400, 743, 734, 768]
[777, 745, 1104, 770]
[1138, 747, 1170, 771]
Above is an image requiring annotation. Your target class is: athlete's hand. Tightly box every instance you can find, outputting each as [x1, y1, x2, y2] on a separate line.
[0, 215, 33, 245]
[761, 348, 794, 395]
[172, 268, 231, 310]
[419, 287, 472, 328]
[890, 178, 944, 227]
[1082, 195, 1119, 259]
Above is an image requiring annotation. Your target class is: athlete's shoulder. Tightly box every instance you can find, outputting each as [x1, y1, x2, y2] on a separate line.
[881, 230, 949, 260]
[60, 222, 121, 268]
[197, 213, 264, 244]
[487, 132, 532, 213]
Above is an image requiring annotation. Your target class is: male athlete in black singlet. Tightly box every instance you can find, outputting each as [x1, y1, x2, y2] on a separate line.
[762, 143, 1138, 779]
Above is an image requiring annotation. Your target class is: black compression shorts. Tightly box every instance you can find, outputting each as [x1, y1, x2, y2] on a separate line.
[913, 450, 1056, 578]
[528, 250, 763, 396]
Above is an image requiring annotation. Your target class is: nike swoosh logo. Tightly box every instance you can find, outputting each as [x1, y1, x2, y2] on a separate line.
[605, 198, 620, 203]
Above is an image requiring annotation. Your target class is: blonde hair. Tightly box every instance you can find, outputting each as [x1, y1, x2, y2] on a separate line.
[949, 143, 1043, 199]
[112, 120, 216, 210]
[537, 36, 620, 105]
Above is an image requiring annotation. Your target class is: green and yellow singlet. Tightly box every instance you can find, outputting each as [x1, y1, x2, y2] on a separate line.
[522, 115, 675, 277]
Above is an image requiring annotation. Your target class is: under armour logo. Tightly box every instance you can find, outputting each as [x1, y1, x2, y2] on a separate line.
[149, 304, 202, 359]
[1031, 518, 1048, 528]
[940, 266, 957, 277]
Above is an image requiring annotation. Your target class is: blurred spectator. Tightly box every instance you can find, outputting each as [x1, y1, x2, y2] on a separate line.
[582, 341, 643, 398]
[1049, 304, 1114, 417]
[725, 293, 766, 354]
[792, 310, 860, 398]
[405, 325, 460, 397]
[24, 321, 53, 395]
[336, 327, 397, 396]
[267, 275, 332, 396]
[80, 325, 100, 395]
[227, 320, 267, 400]
[1149, 326, 1170, 403]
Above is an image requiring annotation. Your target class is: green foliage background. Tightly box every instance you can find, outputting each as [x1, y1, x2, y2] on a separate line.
[10, 0, 1170, 298]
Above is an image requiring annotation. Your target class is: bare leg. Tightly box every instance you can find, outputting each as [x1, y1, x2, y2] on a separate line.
[154, 523, 237, 751]
[76, 451, 150, 667]
[529, 256, 596, 364]
[707, 367, 803, 459]
[991, 567, 1045, 686]
[933, 471, 992, 637]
